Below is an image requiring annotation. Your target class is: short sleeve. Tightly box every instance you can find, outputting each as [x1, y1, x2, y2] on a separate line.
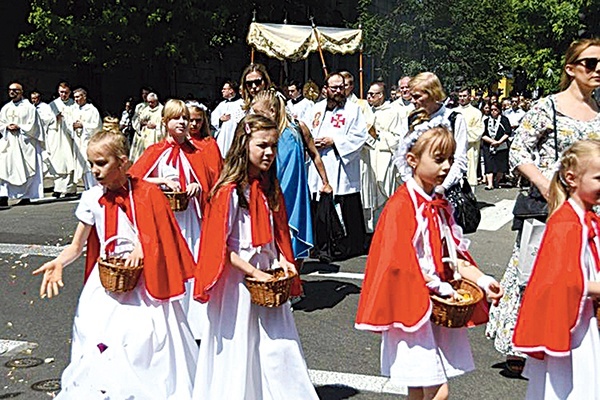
[75, 190, 96, 226]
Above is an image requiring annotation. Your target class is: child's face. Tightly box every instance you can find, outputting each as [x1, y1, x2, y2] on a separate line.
[189, 110, 203, 135]
[408, 148, 453, 194]
[568, 157, 600, 211]
[166, 114, 188, 141]
[87, 143, 127, 190]
[248, 128, 278, 178]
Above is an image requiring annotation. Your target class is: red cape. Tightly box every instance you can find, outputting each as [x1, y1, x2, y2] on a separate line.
[193, 183, 302, 303]
[128, 139, 221, 214]
[513, 202, 587, 359]
[84, 177, 195, 300]
[355, 184, 488, 332]
[190, 136, 223, 182]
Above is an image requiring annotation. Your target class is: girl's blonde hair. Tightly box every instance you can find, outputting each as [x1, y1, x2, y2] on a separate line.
[560, 38, 600, 91]
[187, 104, 210, 139]
[162, 99, 189, 126]
[548, 139, 600, 215]
[211, 114, 280, 209]
[409, 125, 456, 163]
[251, 89, 289, 133]
[409, 72, 446, 103]
[88, 117, 131, 166]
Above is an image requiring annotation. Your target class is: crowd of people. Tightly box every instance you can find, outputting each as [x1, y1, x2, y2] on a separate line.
[0, 36, 596, 399]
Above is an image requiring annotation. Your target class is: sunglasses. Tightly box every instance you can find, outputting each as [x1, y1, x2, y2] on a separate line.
[245, 78, 264, 88]
[574, 57, 600, 71]
[8, 88, 21, 92]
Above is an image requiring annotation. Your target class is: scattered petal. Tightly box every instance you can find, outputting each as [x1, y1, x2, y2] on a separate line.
[44, 357, 54, 364]
[97, 343, 108, 353]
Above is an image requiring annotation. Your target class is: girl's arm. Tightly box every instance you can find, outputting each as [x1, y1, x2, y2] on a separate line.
[588, 281, 600, 297]
[517, 163, 551, 200]
[458, 259, 504, 305]
[145, 177, 181, 192]
[229, 250, 272, 281]
[297, 121, 333, 193]
[32, 222, 92, 299]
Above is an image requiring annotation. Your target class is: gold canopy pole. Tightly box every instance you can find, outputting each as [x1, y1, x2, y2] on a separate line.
[310, 17, 328, 78]
[250, 10, 256, 63]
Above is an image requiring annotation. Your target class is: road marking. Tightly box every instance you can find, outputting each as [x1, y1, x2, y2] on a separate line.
[477, 199, 515, 231]
[0, 243, 66, 257]
[0, 339, 38, 357]
[309, 369, 407, 395]
[307, 271, 365, 280]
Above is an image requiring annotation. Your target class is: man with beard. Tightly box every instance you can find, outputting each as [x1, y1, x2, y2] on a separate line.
[70, 87, 102, 189]
[211, 80, 244, 158]
[48, 82, 77, 197]
[456, 88, 484, 187]
[308, 72, 368, 261]
[0, 82, 43, 207]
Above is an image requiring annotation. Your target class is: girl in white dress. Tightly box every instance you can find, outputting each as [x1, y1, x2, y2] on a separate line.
[513, 140, 600, 399]
[192, 114, 318, 400]
[33, 119, 197, 399]
[355, 126, 504, 400]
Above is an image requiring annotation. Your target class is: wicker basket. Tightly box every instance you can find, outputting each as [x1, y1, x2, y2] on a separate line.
[98, 237, 143, 293]
[594, 299, 600, 330]
[245, 268, 296, 307]
[430, 279, 484, 328]
[164, 191, 189, 212]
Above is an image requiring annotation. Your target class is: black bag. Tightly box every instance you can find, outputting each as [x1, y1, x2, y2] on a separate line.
[511, 186, 548, 230]
[446, 178, 481, 234]
[310, 192, 345, 263]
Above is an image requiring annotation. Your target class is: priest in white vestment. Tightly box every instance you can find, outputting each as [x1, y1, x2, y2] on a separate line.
[30, 91, 57, 179]
[211, 81, 244, 158]
[391, 76, 415, 131]
[131, 87, 150, 138]
[307, 73, 368, 260]
[129, 93, 164, 162]
[71, 88, 102, 189]
[457, 88, 484, 187]
[286, 80, 314, 126]
[48, 83, 77, 197]
[0, 82, 44, 206]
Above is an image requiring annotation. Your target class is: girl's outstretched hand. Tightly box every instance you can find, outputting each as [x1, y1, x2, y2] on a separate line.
[486, 281, 504, 306]
[250, 269, 273, 282]
[32, 260, 65, 299]
[125, 243, 144, 267]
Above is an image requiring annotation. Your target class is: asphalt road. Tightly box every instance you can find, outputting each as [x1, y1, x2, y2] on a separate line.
[0, 185, 529, 399]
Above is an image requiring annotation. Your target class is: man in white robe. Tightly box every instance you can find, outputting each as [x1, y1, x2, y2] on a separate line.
[130, 93, 164, 162]
[286, 80, 314, 126]
[367, 81, 404, 202]
[131, 87, 150, 138]
[211, 81, 244, 158]
[308, 73, 368, 260]
[340, 71, 379, 233]
[30, 91, 57, 179]
[48, 82, 77, 197]
[0, 82, 44, 207]
[391, 76, 415, 130]
[457, 88, 484, 187]
[71, 88, 102, 189]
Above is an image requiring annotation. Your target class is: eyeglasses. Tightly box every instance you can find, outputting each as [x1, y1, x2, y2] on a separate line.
[574, 57, 600, 71]
[8, 88, 21, 92]
[245, 78, 264, 88]
[367, 92, 382, 97]
[327, 85, 345, 92]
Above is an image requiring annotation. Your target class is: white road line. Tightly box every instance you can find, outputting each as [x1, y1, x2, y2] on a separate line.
[0, 243, 66, 257]
[307, 271, 365, 280]
[477, 199, 515, 231]
[308, 369, 407, 395]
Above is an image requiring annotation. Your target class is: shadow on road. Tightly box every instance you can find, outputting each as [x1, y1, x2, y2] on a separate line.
[301, 261, 341, 275]
[316, 384, 359, 399]
[294, 280, 360, 312]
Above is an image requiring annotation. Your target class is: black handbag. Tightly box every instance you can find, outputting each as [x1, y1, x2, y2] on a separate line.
[310, 192, 345, 263]
[511, 98, 558, 231]
[446, 178, 481, 234]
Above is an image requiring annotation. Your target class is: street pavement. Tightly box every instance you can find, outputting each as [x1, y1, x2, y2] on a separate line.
[0, 185, 529, 399]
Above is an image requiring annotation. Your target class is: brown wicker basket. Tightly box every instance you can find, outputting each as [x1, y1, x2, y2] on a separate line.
[594, 299, 600, 330]
[245, 268, 296, 307]
[98, 237, 143, 293]
[430, 279, 484, 328]
[164, 191, 189, 212]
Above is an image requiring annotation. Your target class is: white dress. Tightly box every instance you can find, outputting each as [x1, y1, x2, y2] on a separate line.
[192, 189, 318, 400]
[522, 200, 600, 400]
[56, 186, 197, 399]
[380, 179, 475, 387]
[147, 148, 206, 341]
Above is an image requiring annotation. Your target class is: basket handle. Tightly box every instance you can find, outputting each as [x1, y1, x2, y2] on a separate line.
[101, 235, 138, 259]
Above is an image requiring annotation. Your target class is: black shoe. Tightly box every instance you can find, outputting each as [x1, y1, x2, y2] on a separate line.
[60, 192, 78, 199]
[52, 192, 61, 198]
[484, 186, 494, 191]
[17, 198, 31, 206]
[0, 196, 8, 209]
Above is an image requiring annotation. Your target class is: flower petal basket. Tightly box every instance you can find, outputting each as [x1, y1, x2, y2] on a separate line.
[163, 191, 189, 212]
[430, 279, 484, 328]
[98, 236, 143, 293]
[245, 268, 296, 307]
